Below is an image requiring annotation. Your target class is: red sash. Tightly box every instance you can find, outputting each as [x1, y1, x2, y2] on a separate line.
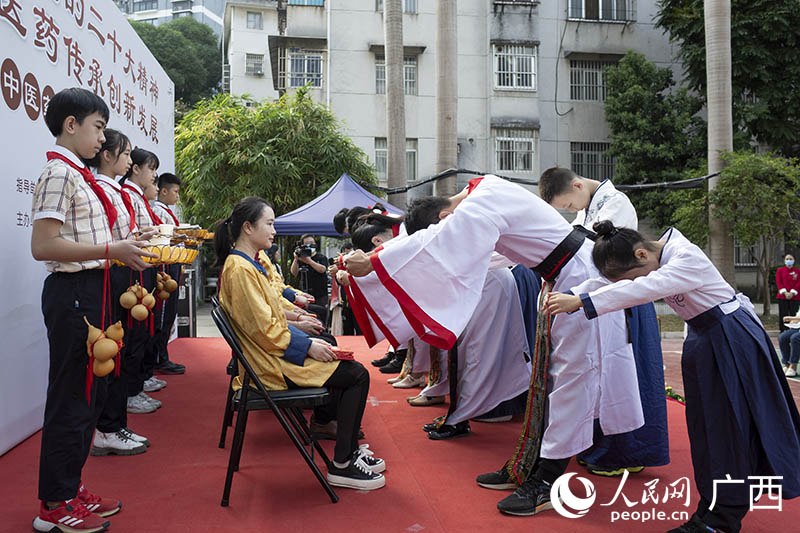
[46, 152, 117, 231]
[123, 183, 163, 225]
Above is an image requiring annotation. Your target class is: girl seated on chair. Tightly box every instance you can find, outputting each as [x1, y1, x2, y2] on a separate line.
[214, 196, 385, 491]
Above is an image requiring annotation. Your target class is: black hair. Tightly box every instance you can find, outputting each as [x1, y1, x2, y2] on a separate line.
[345, 206, 371, 234]
[214, 196, 272, 264]
[266, 244, 280, 263]
[120, 148, 160, 184]
[84, 128, 130, 169]
[340, 241, 354, 253]
[333, 208, 349, 234]
[300, 234, 315, 245]
[405, 196, 451, 235]
[158, 172, 182, 189]
[591, 220, 659, 280]
[371, 202, 387, 213]
[538, 167, 578, 205]
[45, 87, 109, 137]
[351, 214, 398, 252]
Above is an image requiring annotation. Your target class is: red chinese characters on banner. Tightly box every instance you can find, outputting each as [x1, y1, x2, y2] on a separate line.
[149, 115, 157, 143]
[0, 0, 27, 38]
[87, 5, 104, 45]
[64, 0, 84, 28]
[123, 49, 135, 83]
[106, 74, 121, 113]
[123, 90, 135, 124]
[33, 6, 60, 64]
[23, 72, 40, 121]
[88, 58, 103, 97]
[41, 84, 54, 120]
[136, 104, 147, 133]
[149, 75, 158, 105]
[107, 29, 122, 63]
[63, 35, 85, 85]
[137, 62, 147, 95]
[1, 58, 21, 110]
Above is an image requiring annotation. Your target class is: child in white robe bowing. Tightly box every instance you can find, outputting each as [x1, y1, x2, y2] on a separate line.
[343, 175, 643, 517]
[545, 221, 800, 533]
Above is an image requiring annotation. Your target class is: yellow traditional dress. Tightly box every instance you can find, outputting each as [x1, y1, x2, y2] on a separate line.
[258, 250, 301, 311]
[219, 251, 338, 390]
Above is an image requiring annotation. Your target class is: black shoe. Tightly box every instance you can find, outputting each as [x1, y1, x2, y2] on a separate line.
[497, 477, 553, 516]
[423, 415, 446, 433]
[378, 353, 405, 374]
[476, 461, 517, 490]
[371, 350, 399, 367]
[326, 451, 386, 491]
[155, 360, 185, 375]
[428, 421, 471, 440]
[667, 516, 720, 533]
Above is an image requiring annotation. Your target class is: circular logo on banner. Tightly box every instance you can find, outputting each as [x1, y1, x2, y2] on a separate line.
[23, 73, 41, 121]
[1, 58, 22, 110]
[550, 472, 596, 519]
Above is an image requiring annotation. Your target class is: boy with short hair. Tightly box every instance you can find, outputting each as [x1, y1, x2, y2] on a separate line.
[31, 87, 153, 532]
[150, 172, 186, 375]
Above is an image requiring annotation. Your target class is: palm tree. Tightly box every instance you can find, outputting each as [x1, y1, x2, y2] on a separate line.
[384, 0, 407, 208]
[434, 0, 458, 197]
[705, 0, 736, 286]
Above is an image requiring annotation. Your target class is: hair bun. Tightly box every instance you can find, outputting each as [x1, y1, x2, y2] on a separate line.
[593, 220, 617, 237]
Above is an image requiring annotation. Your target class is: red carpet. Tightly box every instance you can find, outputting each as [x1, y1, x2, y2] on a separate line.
[1, 337, 796, 532]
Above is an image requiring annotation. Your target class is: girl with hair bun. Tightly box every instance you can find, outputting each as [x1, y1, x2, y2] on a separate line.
[546, 221, 800, 533]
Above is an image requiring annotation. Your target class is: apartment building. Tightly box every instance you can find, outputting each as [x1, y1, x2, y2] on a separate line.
[116, 0, 226, 36]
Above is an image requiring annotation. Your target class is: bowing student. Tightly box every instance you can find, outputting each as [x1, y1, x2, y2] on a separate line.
[215, 196, 385, 491]
[538, 167, 669, 477]
[545, 221, 800, 533]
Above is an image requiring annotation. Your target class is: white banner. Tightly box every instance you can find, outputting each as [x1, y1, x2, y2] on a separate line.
[0, 0, 174, 455]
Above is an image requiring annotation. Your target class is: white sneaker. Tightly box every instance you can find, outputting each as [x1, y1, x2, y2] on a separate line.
[392, 374, 426, 389]
[119, 427, 150, 447]
[139, 391, 162, 409]
[153, 376, 167, 387]
[357, 443, 386, 473]
[127, 393, 157, 414]
[786, 367, 797, 377]
[143, 376, 166, 392]
[387, 374, 406, 384]
[90, 430, 147, 456]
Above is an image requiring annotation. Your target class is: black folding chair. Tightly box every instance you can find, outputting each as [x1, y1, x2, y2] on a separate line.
[211, 305, 339, 505]
[210, 296, 238, 449]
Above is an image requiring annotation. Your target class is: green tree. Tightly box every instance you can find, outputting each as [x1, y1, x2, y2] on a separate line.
[166, 17, 221, 96]
[130, 18, 218, 105]
[656, 0, 800, 156]
[175, 89, 377, 229]
[671, 152, 800, 314]
[604, 51, 706, 228]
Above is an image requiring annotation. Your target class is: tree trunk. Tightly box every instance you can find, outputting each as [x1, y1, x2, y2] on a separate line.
[705, 0, 736, 286]
[762, 236, 773, 316]
[384, 0, 407, 209]
[434, 0, 458, 197]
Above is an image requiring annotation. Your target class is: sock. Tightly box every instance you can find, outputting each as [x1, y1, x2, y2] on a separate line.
[332, 459, 350, 469]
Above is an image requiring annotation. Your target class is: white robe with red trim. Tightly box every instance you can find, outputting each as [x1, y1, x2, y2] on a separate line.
[352, 175, 643, 458]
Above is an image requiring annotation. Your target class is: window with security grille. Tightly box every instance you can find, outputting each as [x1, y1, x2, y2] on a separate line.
[288, 49, 323, 88]
[570, 142, 615, 180]
[246, 11, 262, 29]
[569, 0, 636, 21]
[493, 45, 537, 90]
[494, 129, 537, 172]
[133, 0, 158, 12]
[245, 54, 264, 76]
[375, 138, 418, 182]
[570, 59, 616, 101]
[375, 56, 418, 95]
[734, 237, 761, 267]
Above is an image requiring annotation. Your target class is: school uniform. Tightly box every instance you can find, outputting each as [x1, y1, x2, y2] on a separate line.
[576, 227, 800, 530]
[571, 179, 669, 470]
[94, 174, 139, 434]
[32, 146, 114, 501]
[347, 175, 643, 472]
[150, 201, 181, 368]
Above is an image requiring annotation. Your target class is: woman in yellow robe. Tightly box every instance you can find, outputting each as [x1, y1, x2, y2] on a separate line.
[214, 196, 385, 491]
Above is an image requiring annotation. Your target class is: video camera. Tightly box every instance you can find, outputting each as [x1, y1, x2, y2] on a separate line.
[294, 243, 316, 258]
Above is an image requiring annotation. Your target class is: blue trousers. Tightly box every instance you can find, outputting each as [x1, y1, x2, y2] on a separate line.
[778, 328, 800, 365]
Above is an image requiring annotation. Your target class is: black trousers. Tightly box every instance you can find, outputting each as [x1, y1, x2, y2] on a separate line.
[287, 360, 369, 463]
[694, 496, 748, 533]
[778, 299, 800, 332]
[147, 264, 180, 367]
[39, 270, 109, 502]
[341, 305, 361, 336]
[126, 268, 155, 396]
[531, 456, 571, 484]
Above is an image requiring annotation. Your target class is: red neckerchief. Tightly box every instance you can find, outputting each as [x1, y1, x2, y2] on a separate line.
[123, 183, 163, 225]
[391, 224, 400, 237]
[156, 201, 180, 225]
[47, 151, 118, 230]
[466, 176, 484, 195]
[119, 190, 137, 233]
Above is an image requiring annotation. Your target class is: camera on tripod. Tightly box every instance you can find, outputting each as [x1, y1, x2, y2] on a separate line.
[294, 243, 316, 258]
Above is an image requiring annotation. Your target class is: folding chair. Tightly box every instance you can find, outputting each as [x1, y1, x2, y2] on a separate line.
[211, 305, 339, 505]
[211, 296, 238, 449]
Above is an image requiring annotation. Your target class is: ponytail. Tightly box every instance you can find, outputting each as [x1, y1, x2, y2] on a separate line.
[214, 196, 271, 264]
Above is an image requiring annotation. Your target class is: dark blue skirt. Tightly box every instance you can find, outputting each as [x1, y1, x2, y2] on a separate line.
[578, 302, 670, 468]
[683, 305, 800, 505]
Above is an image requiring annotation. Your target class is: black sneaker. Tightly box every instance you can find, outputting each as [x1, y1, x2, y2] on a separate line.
[378, 353, 405, 374]
[423, 415, 446, 432]
[497, 477, 554, 516]
[476, 461, 517, 490]
[155, 360, 185, 375]
[667, 516, 720, 533]
[356, 444, 385, 473]
[370, 350, 395, 367]
[327, 451, 386, 491]
[428, 421, 471, 440]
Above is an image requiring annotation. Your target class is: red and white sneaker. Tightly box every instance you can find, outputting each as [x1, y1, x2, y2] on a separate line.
[32, 499, 109, 533]
[77, 485, 122, 518]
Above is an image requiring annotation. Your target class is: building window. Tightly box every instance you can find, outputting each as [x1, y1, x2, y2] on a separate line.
[493, 44, 537, 91]
[568, 0, 636, 22]
[375, 138, 418, 183]
[733, 237, 761, 267]
[289, 0, 325, 5]
[570, 142, 615, 180]
[375, 56, 418, 95]
[494, 128, 537, 172]
[133, 0, 158, 12]
[245, 54, 265, 76]
[246, 11, 263, 30]
[570, 60, 616, 101]
[376, 0, 418, 14]
[288, 49, 323, 88]
[172, 0, 192, 13]
[172, 12, 189, 19]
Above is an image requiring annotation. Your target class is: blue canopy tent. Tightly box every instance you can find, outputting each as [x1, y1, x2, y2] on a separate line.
[274, 174, 403, 236]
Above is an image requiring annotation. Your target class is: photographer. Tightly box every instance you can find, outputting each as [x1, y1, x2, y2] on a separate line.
[290, 234, 330, 321]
